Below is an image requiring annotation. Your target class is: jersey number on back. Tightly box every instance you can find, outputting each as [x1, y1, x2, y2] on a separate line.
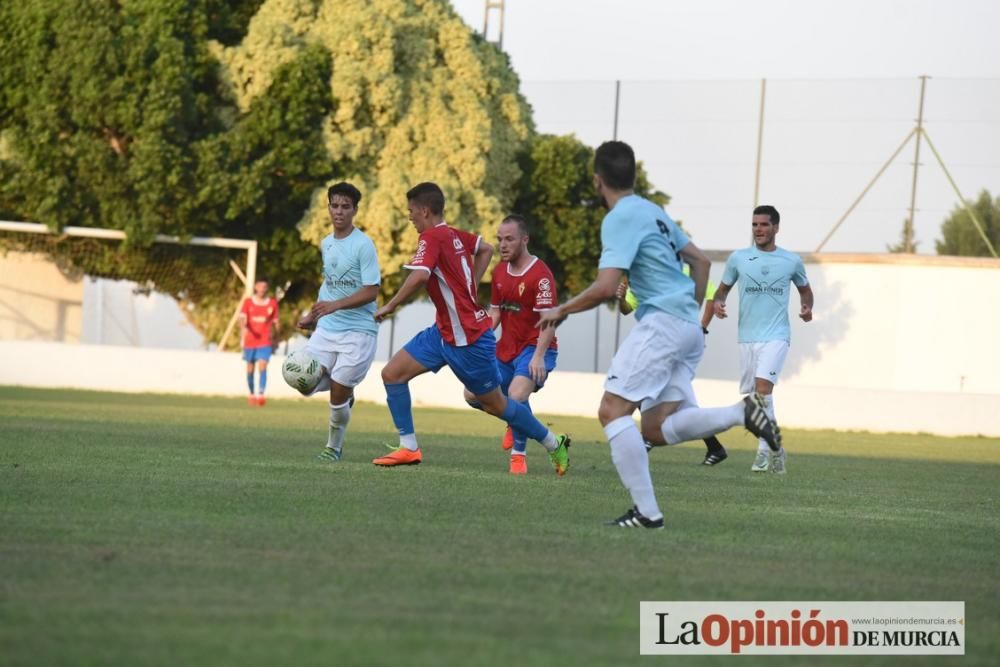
[656, 219, 682, 263]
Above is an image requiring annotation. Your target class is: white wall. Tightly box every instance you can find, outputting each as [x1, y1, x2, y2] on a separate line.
[2, 254, 999, 436]
[0, 340, 997, 437]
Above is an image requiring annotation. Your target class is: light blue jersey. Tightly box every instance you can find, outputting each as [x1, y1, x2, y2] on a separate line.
[599, 194, 700, 324]
[721, 246, 809, 343]
[317, 228, 381, 336]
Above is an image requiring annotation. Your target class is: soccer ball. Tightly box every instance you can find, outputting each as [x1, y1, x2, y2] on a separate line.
[282, 350, 323, 394]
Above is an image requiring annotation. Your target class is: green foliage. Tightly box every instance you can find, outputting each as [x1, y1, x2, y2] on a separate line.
[513, 134, 669, 296]
[936, 189, 1000, 257]
[887, 217, 918, 253]
[0, 1, 332, 343]
[213, 0, 534, 299]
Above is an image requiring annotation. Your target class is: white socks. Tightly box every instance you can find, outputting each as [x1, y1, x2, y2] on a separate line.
[757, 394, 775, 452]
[327, 400, 352, 451]
[605, 416, 662, 521]
[660, 403, 743, 445]
[399, 433, 419, 451]
[540, 431, 558, 452]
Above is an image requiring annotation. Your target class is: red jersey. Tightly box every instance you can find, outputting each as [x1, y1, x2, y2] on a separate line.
[241, 296, 278, 348]
[405, 223, 491, 346]
[490, 257, 558, 363]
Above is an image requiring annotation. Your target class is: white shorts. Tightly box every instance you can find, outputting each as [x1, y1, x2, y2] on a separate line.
[604, 311, 704, 413]
[305, 328, 377, 388]
[739, 340, 789, 393]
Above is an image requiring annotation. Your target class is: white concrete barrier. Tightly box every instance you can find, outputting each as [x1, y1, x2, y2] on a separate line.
[1, 340, 997, 437]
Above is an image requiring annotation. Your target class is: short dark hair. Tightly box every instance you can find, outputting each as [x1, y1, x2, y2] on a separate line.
[254, 277, 268, 285]
[406, 182, 445, 216]
[594, 141, 636, 190]
[500, 214, 530, 237]
[753, 204, 780, 224]
[327, 182, 362, 208]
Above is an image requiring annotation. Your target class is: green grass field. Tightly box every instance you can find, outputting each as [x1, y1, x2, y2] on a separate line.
[1, 386, 998, 666]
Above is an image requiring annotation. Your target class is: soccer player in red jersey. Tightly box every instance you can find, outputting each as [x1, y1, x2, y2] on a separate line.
[239, 279, 279, 406]
[372, 183, 570, 473]
[478, 215, 558, 474]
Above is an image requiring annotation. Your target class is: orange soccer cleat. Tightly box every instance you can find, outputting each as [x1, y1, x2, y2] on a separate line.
[372, 447, 423, 467]
[501, 426, 514, 451]
[256, 395, 266, 407]
[247, 395, 257, 407]
[509, 454, 527, 475]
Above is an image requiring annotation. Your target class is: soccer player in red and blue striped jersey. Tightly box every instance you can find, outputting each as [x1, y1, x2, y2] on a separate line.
[372, 183, 570, 473]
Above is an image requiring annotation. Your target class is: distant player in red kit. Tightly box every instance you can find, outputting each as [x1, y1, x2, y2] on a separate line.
[239, 279, 279, 406]
[475, 214, 559, 474]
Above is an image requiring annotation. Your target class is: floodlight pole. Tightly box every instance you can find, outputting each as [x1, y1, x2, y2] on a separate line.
[905, 75, 929, 253]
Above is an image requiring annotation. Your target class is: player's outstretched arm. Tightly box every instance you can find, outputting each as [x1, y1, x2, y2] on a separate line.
[374, 270, 430, 322]
[538, 268, 624, 330]
[797, 284, 814, 322]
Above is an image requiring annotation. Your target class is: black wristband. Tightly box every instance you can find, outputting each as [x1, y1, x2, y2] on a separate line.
[702, 327, 709, 335]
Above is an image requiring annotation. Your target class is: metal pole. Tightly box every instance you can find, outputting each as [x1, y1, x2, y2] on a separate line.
[753, 78, 767, 208]
[921, 130, 999, 258]
[611, 79, 623, 355]
[906, 75, 929, 253]
[815, 128, 916, 253]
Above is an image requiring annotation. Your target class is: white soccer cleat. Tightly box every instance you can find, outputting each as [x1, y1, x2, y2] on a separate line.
[751, 450, 770, 472]
[771, 448, 787, 475]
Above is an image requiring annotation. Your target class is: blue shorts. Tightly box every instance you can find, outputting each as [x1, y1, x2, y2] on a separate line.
[498, 346, 558, 394]
[404, 325, 501, 396]
[243, 346, 273, 363]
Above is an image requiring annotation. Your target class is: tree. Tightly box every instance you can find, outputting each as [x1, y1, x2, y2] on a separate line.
[512, 134, 669, 296]
[211, 0, 534, 297]
[0, 1, 333, 342]
[936, 190, 1000, 258]
[887, 217, 919, 253]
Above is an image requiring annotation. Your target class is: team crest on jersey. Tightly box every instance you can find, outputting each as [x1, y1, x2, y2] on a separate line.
[761, 265, 771, 277]
[412, 239, 428, 263]
[518, 282, 526, 296]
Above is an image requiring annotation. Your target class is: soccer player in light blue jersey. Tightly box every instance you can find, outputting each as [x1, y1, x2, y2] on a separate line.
[296, 182, 381, 462]
[712, 205, 814, 475]
[539, 141, 780, 529]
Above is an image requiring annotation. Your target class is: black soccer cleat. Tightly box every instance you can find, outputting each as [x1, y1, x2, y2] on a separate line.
[605, 506, 664, 529]
[702, 446, 728, 466]
[743, 393, 782, 452]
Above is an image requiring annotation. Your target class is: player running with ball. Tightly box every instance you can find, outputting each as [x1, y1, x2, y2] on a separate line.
[296, 182, 381, 462]
[372, 183, 570, 474]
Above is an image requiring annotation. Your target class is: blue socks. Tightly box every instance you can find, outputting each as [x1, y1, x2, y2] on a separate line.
[385, 383, 415, 435]
[512, 400, 531, 453]
[501, 398, 547, 443]
[246, 372, 255, 394]
[258, 369, 267, 394]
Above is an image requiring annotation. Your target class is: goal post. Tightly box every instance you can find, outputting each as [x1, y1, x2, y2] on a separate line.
[0, 220, 257, 350]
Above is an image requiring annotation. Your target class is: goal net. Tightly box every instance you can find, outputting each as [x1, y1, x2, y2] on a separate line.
[0, 221, 256, 350]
